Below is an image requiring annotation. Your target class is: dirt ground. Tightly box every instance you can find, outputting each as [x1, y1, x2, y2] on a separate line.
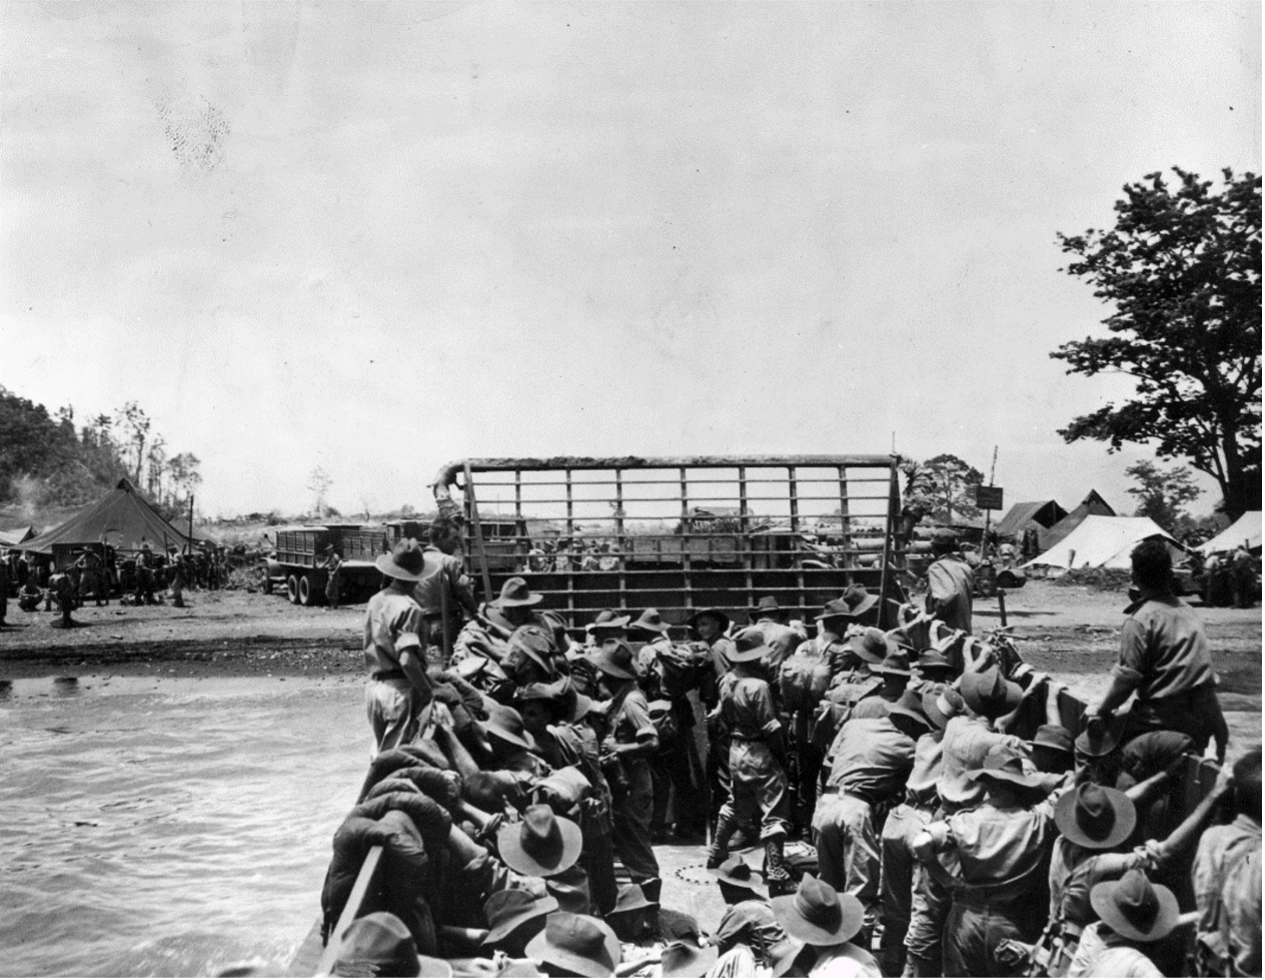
[1, 579, 1259, 751]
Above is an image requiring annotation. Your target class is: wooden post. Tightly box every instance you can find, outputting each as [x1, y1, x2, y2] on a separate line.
[463, 463, 494, 603]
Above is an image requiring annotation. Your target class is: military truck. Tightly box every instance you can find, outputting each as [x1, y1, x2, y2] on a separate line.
[262, 524, 387, 605]
[431, 455, 912, 636]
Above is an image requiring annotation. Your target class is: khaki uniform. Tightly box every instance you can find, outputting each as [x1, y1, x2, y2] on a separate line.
[716, 672, 789, 841]
[926, 553, 974, 633]
[362, 590, 426, 751]
[813, 716, 915, 934]
[604, 683, 659, 885]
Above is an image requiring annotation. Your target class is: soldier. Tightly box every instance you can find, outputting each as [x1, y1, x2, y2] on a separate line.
[135, 542, 157, 605]
[1231, 545, 1257, 608]
[362, 539, 438, 751]
[706, 627, 794, 895]
[0, 553, 8, 625]
[925, 527, 974, 632]
[749, 596, 806, 671]
[17, 576, 42, 612]
[168, 549, 186, 608]
[688, 607, 735, 823]
[413, 517, 477, 657]
[591, 639, 661, 906]
[47, 569, 76, 627]
[322, 546, 343, 610]
[1069, 871, 1181, 977]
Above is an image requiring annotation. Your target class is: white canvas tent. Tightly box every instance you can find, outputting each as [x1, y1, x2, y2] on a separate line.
[1024, 515, 1181, 570]
[1200, 511, 1262, 554]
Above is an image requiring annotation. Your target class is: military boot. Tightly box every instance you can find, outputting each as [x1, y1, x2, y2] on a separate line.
[706, 811, 738, 869]
[764, 834, 794, 896]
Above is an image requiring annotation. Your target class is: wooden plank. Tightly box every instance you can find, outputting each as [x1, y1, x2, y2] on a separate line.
[312, 845, 385, 977]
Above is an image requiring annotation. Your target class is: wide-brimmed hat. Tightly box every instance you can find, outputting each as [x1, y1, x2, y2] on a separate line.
[374, 539, 440, 583]
[915, 648, 956, 675]
[524, 912, 620, 978]
[1055, 783, 1137, 850]
[752, 596, 784, 617]
[967, 744, 1046, 790]
[959, 665, 1022, 719]
[1033, 724, 1075, 757]
[588, 610, 630, 634]
[849, 627, 897, 665]
[507, 624, 555, 674]
[610, 882, 656, 917]
[931, 527, 959, 549]
[484, 701, 537, 752]
[1090, 869, 1180, 943]
[482, 889, 559, 946]
[660, 942, 720, 979]
[513, 678, 579, 721]
[770, 875, 864, 947]
[628, 608, 671, 634]
[707, 856, 768, 899]
[839, 584, 878, 617]
[498, 577, 544, 607]
[923, 688, 965, 730]
[330, 912, 452, 978]
[687, 608, 730, 634]
[870, 648, 913, 677]
[591, 639, 639, 680]
[1076, 713, 1128, 758]
[728, 627, 770, 663]
[497, 805, 583, 877]
[888, 688, 933, 732]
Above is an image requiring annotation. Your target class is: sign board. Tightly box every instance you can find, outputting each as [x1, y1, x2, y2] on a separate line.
[975, 485, 1004, 511]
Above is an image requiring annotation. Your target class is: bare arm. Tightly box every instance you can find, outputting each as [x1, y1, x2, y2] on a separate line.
[1088, 673, 1135, 719]
[1124, 767, 1171, 806]
[398, 647, 434, 707]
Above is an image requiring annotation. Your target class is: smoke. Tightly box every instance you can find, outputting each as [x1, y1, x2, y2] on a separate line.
[9, 474, 45, 521]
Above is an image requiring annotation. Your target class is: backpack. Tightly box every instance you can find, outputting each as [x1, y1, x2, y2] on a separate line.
[779, 642, 833, 715]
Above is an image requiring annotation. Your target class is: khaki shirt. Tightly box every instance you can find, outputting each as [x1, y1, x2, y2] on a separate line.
[412, 547, 476, 618]
[823, 716, 915, 802]
[926, 554, 974, 633]
[1194, 813, 1262, 977]
[362, 589, 424, 673]
[925, 788, 1062, 898]
[1114, 593, 1214, 701]
[720, 674, 781, 742]
[753, 617, 805, 670]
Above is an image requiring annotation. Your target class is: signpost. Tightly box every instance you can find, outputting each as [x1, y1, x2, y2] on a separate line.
[975, 485, 1004, 511]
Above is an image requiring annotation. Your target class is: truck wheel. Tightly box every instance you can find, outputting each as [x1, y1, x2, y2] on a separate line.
[299, 574, 317, 607]
[286, 574, 299, 604]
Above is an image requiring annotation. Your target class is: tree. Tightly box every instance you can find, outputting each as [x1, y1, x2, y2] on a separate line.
[308, 465, 333, 518]
[115, 401, 152, 488]
[1124, 460, 1202, 530]
[169, 452, 202, 503]
[901, 454, 984, 525]
[1052, 167, 1261, 520]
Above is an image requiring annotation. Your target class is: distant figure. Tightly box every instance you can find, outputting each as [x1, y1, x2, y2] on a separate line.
[924, 528, 974, 633]
[1231, 546, 1257, 609]
[168, 550, 186, 608]
[135, 543, 157, 605]
[0, 556, 8, 625]
[322, 547, 343, 609]
[17, 578, 42, 612]
[48, 571, 75, 627]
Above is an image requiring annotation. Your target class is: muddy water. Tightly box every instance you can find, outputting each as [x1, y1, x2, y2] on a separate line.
[0, 674, 368, 977]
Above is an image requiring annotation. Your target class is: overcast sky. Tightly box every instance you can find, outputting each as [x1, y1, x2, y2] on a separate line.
[2, 1, 1259, 519]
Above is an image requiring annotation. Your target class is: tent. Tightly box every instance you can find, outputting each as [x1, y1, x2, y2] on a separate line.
[994, 500, 1068, 539]
[1039, 490, 1116, 552]
[1024, 515, 1180, 570]
[22, 479, 199, 555]
[0, 525, 37, 547]
[1200, 511, 1262, 554]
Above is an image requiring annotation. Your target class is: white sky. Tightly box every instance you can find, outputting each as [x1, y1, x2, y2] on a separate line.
[2, 1, 1259, 518]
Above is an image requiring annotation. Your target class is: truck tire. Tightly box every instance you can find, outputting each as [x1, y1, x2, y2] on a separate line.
[299, 574, 317, 607]
[286, 574, 300, 605]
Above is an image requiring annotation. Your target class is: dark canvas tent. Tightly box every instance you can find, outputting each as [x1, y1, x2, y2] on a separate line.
[1039, 490, 1116, 552]
[994, 500, 1068, 539]
[23, 479, 198, 555]
[0, 525, 37, 547]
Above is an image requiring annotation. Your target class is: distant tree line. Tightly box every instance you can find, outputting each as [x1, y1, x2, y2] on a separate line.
[0, 387, 201, 517]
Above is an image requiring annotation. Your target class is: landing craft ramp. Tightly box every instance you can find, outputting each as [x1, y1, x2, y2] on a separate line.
[432, 455, 908, 633]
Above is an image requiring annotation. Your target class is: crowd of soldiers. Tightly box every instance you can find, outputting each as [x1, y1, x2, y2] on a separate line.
[0, 541, 232, 627]
[311, 520, 1259, 978]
